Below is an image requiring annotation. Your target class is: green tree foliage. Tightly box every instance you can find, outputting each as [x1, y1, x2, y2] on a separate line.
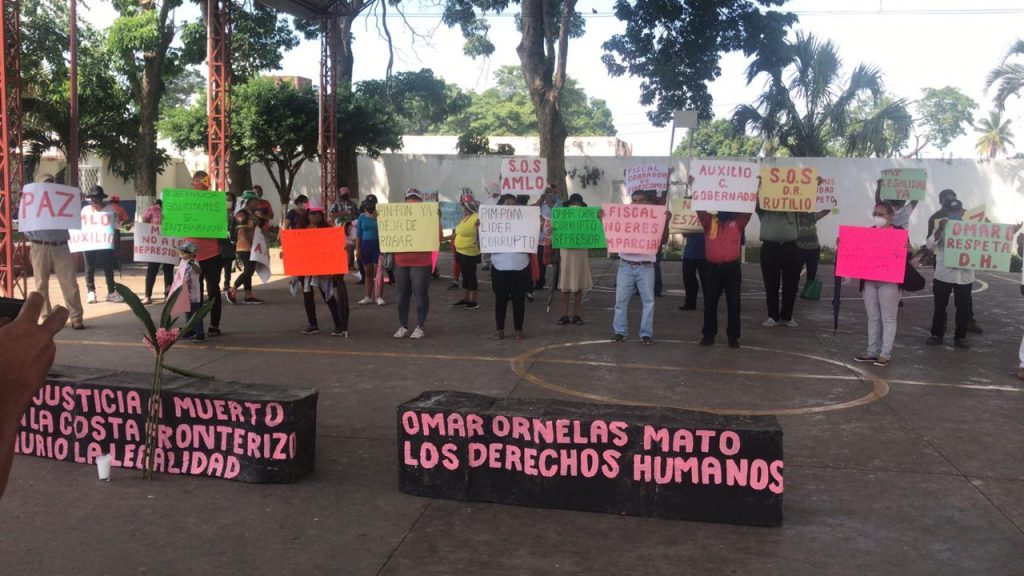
[20, 0, 137, 182]
[905, 86, 977, 157]
[356, 69, 471, 135]
[601, 0, 795, 126]
[456, 128, 516, 155]
[732, 32, 912, 157]
[985, 39, 1024, 111]
[675, 118, 763, 157]
[974, 110, 1015, 159]
[442, 66, 616, 137]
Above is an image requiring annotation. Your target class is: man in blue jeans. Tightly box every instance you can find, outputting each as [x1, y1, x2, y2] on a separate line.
[612, 189, 661, 345]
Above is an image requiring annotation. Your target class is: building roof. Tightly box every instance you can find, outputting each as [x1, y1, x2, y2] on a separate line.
[257, 0, 338, 19]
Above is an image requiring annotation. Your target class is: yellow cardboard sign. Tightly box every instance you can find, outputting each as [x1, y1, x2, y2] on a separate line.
[758, 167, 818, 212]
[377, 202, 440, 252]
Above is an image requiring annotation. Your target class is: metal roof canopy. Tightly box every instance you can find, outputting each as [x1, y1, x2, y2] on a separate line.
[257, 0, 341, 19]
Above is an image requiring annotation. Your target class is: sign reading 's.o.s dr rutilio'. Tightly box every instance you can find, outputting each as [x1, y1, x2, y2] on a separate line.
[500, 157, 547, 200]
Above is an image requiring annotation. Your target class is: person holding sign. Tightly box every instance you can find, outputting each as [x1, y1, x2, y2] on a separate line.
[452, 192, 482, 310]
[80, 186, 124, 304]
[874, 178, 918, 230]
[141, 199, 173, 305]
[612, 189, 660, 345]
[532, 186, 559, 295]
[22, 175, 85, 329]
[225, 192, 266, 305]
[298, 205, 350, 337]
[852, 202, 904, 367]
[795, 206, 832, 300]
[174, 242, 206, 343]
[355, 195, 385, 306]
[695, 210, 751, 348]
[489, 194, 534, 340]
[556, 193, 595, 325]
[756, 196, 801, 327]
[184, 171, 225, 337]
[392, 190, 436, 340]
[926, 200, 973, 348]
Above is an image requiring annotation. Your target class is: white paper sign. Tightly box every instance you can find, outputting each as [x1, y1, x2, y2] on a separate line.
[690, 159, 759, 213]
[625, 164, 670, 193]
[17, 183, 82, 232]
[499, 157, 547, 200]
[478, 205, 540, 254]
[133, 223, 187, 265]
[250, 227, 272, 283]
[69, 205, 116, 253]
[816, 176, 838, 211]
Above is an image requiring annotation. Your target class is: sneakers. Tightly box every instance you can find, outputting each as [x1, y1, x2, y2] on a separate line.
[86, 291, 97, 304]
[106, 292, 125, 303]
[141, 296, 153, 305]
[526, 291, 535, 302]
[447, 282, 460, 291]
[762, 318, 777, 327]
[953, 339, 970, 349]
[967, 321, 983, 335]
[357, 297, 373, 305]
[557, 316, 570, 325]
[784, 319, 798, 328]
[207, 326, 221, 337]
[452, 299, 468, 307]
[728, 340, 741, 349]
[410, 326, 425, 339]
[331, 329, 348, 338]
[464, 302, 479, 310]
[873, 357, 890, 367]
[572, 316, 584, 325]
[699, 338, 714, 347]
[191, 334, 207, 343]
[302, 326, 320, 335]
[854, 354, 878, 363]
[224, 290, 238, 305]
[71, 320, 86, 330]
[376, 297, 386, 306]
[243, 296, 265, 305]
[679, 304, 697, 311]
[612, 334, 626, 343]
[641, 336, 653, 345]
[393, 326, 409, 338]
[925, 336, 943, 345]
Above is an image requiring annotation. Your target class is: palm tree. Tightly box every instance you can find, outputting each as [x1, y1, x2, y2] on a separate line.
[974, 111, 1015, 159]
[732, 32, 912, 158]
[985, 39, 1024, 111]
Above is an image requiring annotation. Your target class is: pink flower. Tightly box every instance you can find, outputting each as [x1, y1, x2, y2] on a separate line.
[143, 327, 180, 355]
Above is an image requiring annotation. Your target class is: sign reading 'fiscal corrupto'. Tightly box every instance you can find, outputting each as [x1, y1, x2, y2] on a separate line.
[478, 205, 540, 253]
[161, 189, 229, 238]
[689, 160, 758, 213]
[551, 207, 606, 249]
[601, 204, 667, 255]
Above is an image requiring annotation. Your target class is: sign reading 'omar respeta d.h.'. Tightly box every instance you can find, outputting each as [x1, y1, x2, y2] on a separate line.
[398, 391, 784, 526]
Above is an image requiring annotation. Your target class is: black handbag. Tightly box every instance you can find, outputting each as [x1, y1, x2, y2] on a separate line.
[901, 259, 926, 292]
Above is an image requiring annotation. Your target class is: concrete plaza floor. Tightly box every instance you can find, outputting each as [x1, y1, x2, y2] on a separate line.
[1, 254, 1023, 575]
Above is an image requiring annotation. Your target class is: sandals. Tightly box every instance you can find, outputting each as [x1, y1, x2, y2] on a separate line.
[558, 315, 584, 325]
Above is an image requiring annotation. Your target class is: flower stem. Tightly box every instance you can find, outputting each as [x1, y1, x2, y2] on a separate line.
[143, 352, 164, 480]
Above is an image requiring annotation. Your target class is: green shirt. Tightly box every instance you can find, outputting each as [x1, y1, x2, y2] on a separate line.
[758, 210, 799, 243]
[795, 213, 820, 249]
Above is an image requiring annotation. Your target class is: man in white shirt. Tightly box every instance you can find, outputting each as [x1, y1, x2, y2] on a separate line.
[612, 189, 658, 345]
[925, 200, 973, 348]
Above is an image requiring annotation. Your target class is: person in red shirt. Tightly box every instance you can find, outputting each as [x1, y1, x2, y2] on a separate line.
[252, 185, 275, 225]
[696, 210, 751, 348]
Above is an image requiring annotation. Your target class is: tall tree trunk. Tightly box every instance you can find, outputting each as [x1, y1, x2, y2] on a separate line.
[336, 15, 359, 198]
[517, 0, 576, 200]
[132, 1, 175, 198]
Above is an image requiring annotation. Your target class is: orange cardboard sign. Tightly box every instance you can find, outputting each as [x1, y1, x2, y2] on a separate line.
[280, 227, 349, 276]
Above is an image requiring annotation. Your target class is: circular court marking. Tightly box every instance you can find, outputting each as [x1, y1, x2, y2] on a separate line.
[511, 339, 890, 416]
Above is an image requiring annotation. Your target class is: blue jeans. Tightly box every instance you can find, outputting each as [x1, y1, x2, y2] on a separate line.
[613, 260, 655, 338]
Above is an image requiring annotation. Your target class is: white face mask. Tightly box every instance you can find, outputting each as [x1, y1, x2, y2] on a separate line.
[872, 216, 888, 227]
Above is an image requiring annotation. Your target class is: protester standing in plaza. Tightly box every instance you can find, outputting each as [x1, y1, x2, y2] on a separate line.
[284, 195, 309, 229]
[612, 189, 659, 345]
[854, 202, 903, 367]
[680, 230, 705, 311]
[252, 184, 275, 224]
[81, 186, 124, 304]
[141, 199, 173, 305]
[489, 193, 533, 339]
[557, 193, 594, 326]
[796, 207, 831, 299]
[185, 171, 224, 336]
[392, 189, 434, 340]
[221, 191, 237, 292]
[299, 205, 349, 337]
[924, 187, 982, 334]
[226, 192, 266, 305]
[174, 241, 206, 343]
[696, 210, 751, 348]
[756, 199, 801, 327]
[926, 200, 973, 348]
[355, 194, 384, 305]
[452, 191, 481, 310]
[875, 178, 918, 229]
[24, 175, 85, 329]
[532, 185, 558, 295]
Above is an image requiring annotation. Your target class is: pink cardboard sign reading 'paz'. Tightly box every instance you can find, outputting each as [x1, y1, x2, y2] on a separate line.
[836, 226, 908, 283]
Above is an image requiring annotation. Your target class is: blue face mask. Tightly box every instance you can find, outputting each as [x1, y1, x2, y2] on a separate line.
[948, 214, 962, 221]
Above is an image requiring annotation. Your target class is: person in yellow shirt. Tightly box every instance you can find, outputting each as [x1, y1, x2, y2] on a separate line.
[452, 192, 481, 310]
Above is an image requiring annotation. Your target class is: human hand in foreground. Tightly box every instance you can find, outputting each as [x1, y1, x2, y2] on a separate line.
[0, 293, 66, 425]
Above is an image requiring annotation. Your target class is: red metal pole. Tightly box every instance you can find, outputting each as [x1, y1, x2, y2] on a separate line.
[318, 16, 339, 209]
[0, 0, 25, 298]
[68, 0, 78, 188]
[207, 0, 231, 192]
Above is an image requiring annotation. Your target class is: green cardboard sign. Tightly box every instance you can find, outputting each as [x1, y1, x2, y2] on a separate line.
[161, 188, 229, 238]
[942, 220, 1015, 272]
[551, 207, 606, 249]
[879, 168, 927, 202]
